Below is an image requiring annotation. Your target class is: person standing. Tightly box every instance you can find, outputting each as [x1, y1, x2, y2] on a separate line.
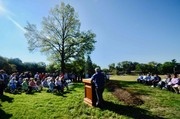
[91, 67, 105, 107]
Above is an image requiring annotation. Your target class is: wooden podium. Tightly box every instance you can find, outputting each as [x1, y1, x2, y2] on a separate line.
[82, 79, 96, 106]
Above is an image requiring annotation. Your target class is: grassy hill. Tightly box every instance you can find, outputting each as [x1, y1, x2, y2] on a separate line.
[0, 75, 180, 119]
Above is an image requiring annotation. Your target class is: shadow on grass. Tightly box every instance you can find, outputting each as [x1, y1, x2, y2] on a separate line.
[102, 100, 164, 119]
[0, 108, 12, 119]
[54, 92, 67, 97]
[0, 95, 13, 119]
[53, 83, 84, 97]
[0, 95, 13, 103]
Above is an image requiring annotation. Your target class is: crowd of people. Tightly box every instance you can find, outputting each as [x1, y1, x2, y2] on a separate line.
[137, 73, 180, 94]
[0, 69, 73, 96]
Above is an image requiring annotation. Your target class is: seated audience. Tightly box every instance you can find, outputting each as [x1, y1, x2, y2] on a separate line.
[60, 75, 69, 91]
[151, 74, 161, 87]
[48, 79, 55, 93]
[145, 74, 152, 85]
[55, 77, 63, 93]
[8, 77, 17, 93]
[158, 74, 171, 90]
[22, 78, 29, 92]
[169, 73, 180, 94]
[42, 78, 49, 88]
[29, 78, 39, 92]
[137, 74, 143, 83]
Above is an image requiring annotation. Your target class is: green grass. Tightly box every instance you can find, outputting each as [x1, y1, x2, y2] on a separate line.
[110, 75, 180, 119]
[0, 76, 180, 119]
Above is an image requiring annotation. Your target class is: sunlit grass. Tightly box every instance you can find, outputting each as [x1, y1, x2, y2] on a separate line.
[110, 75, 180, 119]
[0, 76, 180, 119]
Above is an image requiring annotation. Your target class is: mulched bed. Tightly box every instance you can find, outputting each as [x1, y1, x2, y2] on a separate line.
[106, 81, 144, 106]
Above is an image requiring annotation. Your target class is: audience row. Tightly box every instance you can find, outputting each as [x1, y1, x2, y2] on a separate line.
[137, 73, 180, 94]
[0, 70, 71, 95]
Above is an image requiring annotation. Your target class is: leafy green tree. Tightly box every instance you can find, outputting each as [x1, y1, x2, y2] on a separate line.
[160, 62, 174, 74]
[68, 58, 86, 81]
[102, 68, 109, 74]
[23, 62, 45, 74]
[116, 62, 123, 73]
[135, 63, 148, 74]
[121, 61, 133, 74]
[0, 56, 16, 74]
[157, 63, 163, 74]
[108, 63, 115, 71]
[46, 63, 59, 73]
[147, 61, 158, 74]
[108, 63, 116, 74]
[85, 55, 94, 77]
[8, 58, 24, 72]
[171, 59, 177, 73]
[37, 62, 46, 73]
[131, 62, 139, 71]
[24, 2, 96, 73]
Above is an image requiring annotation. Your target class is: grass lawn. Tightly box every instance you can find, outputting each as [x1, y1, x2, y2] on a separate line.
[0, 75, 180, 119]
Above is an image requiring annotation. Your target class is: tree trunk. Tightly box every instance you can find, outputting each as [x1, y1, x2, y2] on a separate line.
[61, 59, 65, 74]
[61, 47, 65, 74]
[61, 37, 65, 74]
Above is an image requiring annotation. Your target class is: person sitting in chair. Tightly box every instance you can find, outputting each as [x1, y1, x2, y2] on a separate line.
[169, 73, 180, 94]
[151, 74, 161, 87]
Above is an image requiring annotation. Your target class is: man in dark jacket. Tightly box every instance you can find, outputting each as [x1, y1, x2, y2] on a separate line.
[91, 67, 105, 107]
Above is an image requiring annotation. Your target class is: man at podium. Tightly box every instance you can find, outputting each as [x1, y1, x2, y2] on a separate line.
[91, 67, 105, 107]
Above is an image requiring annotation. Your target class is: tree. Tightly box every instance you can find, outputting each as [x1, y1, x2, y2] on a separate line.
[0, 56, 16, 74]
[171, 59, 177, 73]
[108, 63, 116, 74]
[160, 62, 174, 74]
[67, 58, 86, 81]
[147, 61, 158, 74]
[102, 68, 109, 74]
[108, 63, 115, 71]
[46, 63, 59, 73]
[121, 61, 133, 74]
[8, 58, 24, 72]
[135, 63, 148, 74]
[116, 62, 122, 72]
[24, 2, 96, 73]
[85, 55, 94, 77]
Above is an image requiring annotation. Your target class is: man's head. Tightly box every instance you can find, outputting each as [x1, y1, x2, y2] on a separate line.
[0, 70, 5, 74]
[95, 67, 100, 73]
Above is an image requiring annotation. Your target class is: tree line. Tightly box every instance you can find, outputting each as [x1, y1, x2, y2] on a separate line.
[1, 55, 179, 76]
[0, 55, 97, 78]
[105, 59, 180, 75]
[0, 56, 46, 74]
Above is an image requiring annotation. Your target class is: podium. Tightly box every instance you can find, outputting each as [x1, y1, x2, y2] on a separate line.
[82, 79, 96, 106]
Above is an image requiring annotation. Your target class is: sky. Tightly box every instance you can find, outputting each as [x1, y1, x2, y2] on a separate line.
[0, 0, 180, 68]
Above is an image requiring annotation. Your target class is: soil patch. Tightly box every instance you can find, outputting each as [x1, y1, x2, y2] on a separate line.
[106, 81, 144, 106]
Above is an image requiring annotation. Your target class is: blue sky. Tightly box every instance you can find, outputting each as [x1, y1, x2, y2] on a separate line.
[0, 0, 180, 68]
